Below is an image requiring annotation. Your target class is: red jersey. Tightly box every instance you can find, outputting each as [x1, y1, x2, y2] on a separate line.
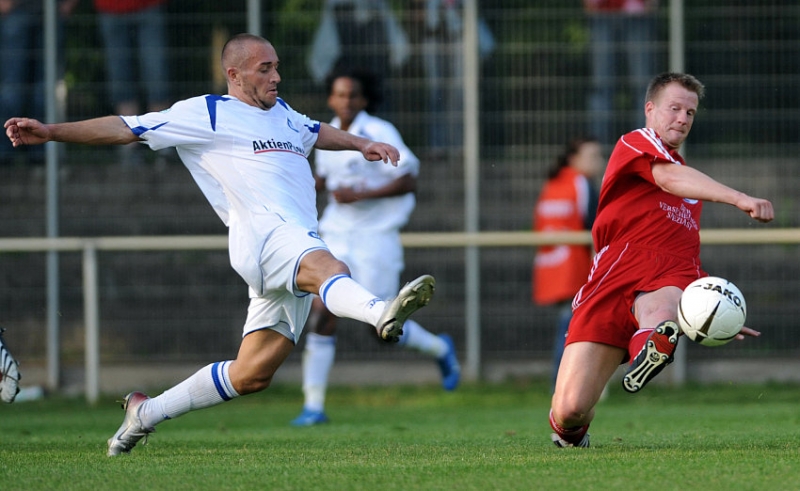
[94, 0, 166, 14]
[592, 128, 703, 259]
[532, 167, 596, 305]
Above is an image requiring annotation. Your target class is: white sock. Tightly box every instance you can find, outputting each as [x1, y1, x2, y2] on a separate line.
[302, 333, 336, 412]
[139, 361, 240, 428]
[397, 320, 448, 358]
[319, 274, 385, 327]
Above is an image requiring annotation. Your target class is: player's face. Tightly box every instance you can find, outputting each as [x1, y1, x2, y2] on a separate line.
[327, 77, 368, 130]
[235, 42, 281, 110]
[645, 82, 698, 149]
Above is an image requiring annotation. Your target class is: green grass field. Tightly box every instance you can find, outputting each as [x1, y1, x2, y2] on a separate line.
[1, 379, 798, 491]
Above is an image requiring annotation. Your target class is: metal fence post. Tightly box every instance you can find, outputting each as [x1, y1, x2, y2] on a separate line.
[83, 242, 100, 404]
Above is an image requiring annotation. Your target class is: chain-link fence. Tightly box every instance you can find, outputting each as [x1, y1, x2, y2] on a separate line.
[1, 1, 799, 385]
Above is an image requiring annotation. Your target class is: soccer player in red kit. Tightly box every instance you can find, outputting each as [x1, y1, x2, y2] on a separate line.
[549, 72, 774, 447]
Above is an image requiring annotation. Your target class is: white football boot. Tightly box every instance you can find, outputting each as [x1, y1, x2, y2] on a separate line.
[375, 275, 435, 342]
[551, 432, 591, 448]
[107, 391, 155, 456]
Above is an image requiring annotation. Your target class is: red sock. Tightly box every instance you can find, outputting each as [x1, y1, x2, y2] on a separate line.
[627, 328, 653, 364]
[549, 409, 589, 445]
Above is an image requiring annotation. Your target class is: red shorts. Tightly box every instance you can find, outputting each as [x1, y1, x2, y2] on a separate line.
[567, 243, 705, 350]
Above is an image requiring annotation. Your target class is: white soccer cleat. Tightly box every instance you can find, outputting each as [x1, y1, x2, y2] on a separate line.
[0, 329, 21, 404]
[551, 432, 591, 448]
[107, 391, 155, 456]
[376, 275, 435, 342]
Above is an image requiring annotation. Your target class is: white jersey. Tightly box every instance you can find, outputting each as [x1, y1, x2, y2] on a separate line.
[121, 95, 322, 291]
[315, 111, 418, 234]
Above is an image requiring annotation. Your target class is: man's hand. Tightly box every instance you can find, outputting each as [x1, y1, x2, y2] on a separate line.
[735, 326, 761, 341]
[4, 118, 51, 147]
[361, 141, 400, 166]
[736, 195, 774, 223]
[331, 187, 360, 204]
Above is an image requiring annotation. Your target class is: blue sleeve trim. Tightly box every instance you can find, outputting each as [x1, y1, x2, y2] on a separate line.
[129, 121, 168, 137]
[205, 94, 231, 131]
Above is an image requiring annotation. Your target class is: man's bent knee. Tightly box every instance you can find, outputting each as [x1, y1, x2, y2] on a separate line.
[551, 394, 593, 428]
[233, 372, 275, 395]
[296, 249, 351, 294]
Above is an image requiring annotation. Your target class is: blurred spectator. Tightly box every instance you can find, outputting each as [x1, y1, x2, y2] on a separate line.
[531, 137, 603, 390]
[307, 0, 410, 112]
[585, 0, 659, 146]
[0, 0, 78, 166]
[94, 0, 171, 166]
[409, 0, 494, 161]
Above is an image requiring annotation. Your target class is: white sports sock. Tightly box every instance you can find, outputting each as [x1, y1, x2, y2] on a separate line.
[302, 333, 336, 412]
[319, 274, 385, 327]
[139, 361, 239, 428]
[397, 319, 448, 358]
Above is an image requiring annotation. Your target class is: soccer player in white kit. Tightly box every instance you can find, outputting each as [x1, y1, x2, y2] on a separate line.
[290, 70, 461, 426]
[4, 33, 436, 456]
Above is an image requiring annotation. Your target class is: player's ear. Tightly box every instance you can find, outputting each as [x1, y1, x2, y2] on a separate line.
[227, 67, 240, 85]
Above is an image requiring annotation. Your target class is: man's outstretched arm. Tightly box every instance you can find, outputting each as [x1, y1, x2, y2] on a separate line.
[5, 116, 139, 147]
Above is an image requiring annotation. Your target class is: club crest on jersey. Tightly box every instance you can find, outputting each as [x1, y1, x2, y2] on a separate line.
[286, 118, 299, 133]
[308, 231, 321, 240]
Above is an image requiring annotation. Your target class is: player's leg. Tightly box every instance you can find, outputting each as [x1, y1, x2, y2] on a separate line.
[296, 249, 434, 342]
[107, 328, 293, 456]
[291, 233, 353, 425]
[550, 302, 572, 392]
[108, 286, 308, 456]
[108, 328, 294, 456]
[292, 296, 336, 426]
[550, 341, 625, 447]
[0, 328, 21, 403]
[397, 319, 460, 391]
[622, 286, 682, 393]
[357, 233, 460, 390]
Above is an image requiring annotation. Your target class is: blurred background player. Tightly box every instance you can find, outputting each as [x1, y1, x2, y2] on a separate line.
[531, 137, 603, 391]
[0, 328, 20, 403]
[291, 69, 460, 427]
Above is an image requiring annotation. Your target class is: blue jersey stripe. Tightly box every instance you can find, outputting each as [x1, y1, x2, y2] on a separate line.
[205, 94, 232, 131]
[129, 121, 168, 137]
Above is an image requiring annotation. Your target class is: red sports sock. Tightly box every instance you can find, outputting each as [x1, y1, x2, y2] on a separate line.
[549, 409, 589, 445]
[627, 328, 654, 363]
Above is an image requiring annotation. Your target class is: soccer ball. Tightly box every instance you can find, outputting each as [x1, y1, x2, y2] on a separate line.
[677, 276, 747, 347]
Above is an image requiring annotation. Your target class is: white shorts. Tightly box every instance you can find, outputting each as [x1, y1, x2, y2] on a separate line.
[323, 229, 403, 300]
[243, 288, 313, 344]
[240, 221, 327, 344]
